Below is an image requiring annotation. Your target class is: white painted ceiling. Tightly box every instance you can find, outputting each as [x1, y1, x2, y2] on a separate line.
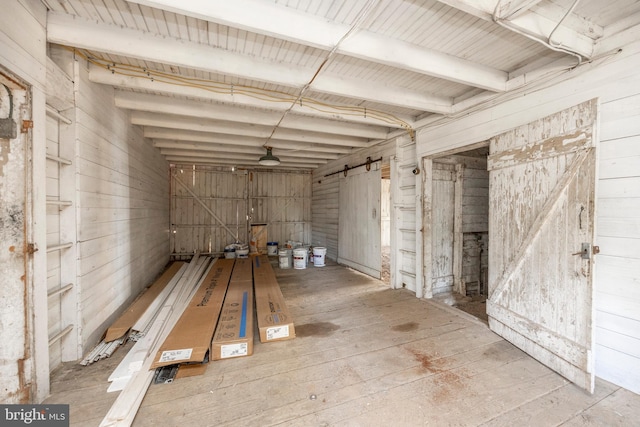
[43, 0, 640, 169]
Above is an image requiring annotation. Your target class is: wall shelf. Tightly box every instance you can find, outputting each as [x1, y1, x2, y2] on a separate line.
[47, 242, 73, 253]
[46, 154, 72, 165]
[47, 283, 74, 299]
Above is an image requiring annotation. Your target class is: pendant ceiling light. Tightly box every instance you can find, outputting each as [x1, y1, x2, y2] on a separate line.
[258, 146, 280, 166]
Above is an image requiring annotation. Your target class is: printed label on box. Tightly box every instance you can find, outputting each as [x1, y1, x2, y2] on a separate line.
[266, 325, 290, 340]
[220, 343, 248, 358]
[158, 348, 193, 363]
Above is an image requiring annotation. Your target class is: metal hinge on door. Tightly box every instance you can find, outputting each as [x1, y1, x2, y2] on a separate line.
[21, 120, 33, 133]
[26, 243, 38, 255]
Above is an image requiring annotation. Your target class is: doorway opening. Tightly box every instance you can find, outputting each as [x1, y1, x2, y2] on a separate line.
[428, 146, 489, 321]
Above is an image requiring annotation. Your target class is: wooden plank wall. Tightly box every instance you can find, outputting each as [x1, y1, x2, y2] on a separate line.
[312, 139, 396, 263]
[171, 166, 248, 256]
[170, 167, 311, 257]
[414, 43, 640, 393]
[74, 58, 170, 352]
[250, 170, 311, 247]
[595, 90, 640, 394]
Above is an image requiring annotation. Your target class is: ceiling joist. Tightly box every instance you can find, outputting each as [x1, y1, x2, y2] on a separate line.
[167, 156, 320, 169]
[44, 0, 638, 170]
[436, 0, 596, 58]
[89, 67, 411, 129]
[143, 127, 370, 150]
[47, 12, 452, 114]
[152, 139, 353, 156]
[125, 0, 509, 91]
[136, 116, 370, 147]
[115, 91, 390, 140]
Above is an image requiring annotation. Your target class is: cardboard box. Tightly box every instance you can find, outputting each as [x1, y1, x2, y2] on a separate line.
[104, 262, 185, 342]
[232, 256, 253, 282]
[211, 258, 254, 360]
[253, 255, 296, 342]
[151, 259, 235, 369]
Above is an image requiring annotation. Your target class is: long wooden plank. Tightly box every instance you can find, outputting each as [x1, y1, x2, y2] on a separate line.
[107, 266, 190, 384]
[100, 255, 210, 426]
[104, 262, 185, 342]
[132, 264, 188, 334]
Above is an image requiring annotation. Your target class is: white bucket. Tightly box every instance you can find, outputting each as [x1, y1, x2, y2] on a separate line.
[223, 250, 236, 259]
[313, 247, 327, 267]
[236, 248, 249, 258]
[293, 248, 307, 269]
[267, 242, 278, 256]
[279, 249, 291, 269]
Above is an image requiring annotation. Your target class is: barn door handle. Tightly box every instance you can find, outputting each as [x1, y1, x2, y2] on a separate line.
[572, 243, 591, 259]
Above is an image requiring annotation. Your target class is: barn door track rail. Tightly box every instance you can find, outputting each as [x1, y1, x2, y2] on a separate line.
[324, 156, 382, 177]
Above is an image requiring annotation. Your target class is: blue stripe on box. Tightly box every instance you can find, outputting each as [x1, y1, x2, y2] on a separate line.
[255, 257, 260, 267]
[239, 291, 248, 338]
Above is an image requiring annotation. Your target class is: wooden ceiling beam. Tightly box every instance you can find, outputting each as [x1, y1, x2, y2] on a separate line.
[165, 156, 318, 169]
[143, 127, 370, 149]
[435, 0, 595, 58]
[159, 149, 329, 164]
[126, 0, 509, 91]
[134, 114, 370, 147]
[89, 67, 411, 129]
[496, 0, 546, 19]
[47, 12, 450, 113]
[114, 91, 389, 140]
[152, 141, 342, 160]
[152, 139, 353, 155]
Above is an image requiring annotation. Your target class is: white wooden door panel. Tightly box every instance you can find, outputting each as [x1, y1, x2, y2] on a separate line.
[487, 99, 598, 392]
[338, 165, 381, 278]
[432, 164, 455, 294]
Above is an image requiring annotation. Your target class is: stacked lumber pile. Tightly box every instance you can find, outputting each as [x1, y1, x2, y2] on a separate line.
[96, 254, 296, 427]
[80, 262, 188, 366]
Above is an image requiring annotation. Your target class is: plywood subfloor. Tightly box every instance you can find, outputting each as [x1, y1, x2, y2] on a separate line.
[45, 259, 640, 426]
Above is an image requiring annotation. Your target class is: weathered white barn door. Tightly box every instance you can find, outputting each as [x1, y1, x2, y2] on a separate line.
[431, 162, 456, 294]
[0, 72, 33, 401]
[487, 99, 598, 392]
[338, 165, 381, 278]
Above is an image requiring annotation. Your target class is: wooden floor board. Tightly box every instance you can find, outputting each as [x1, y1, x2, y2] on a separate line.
[43, 259, 640, 426]
[560, 386, 640, 426]
[481, 379, 618, 426]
